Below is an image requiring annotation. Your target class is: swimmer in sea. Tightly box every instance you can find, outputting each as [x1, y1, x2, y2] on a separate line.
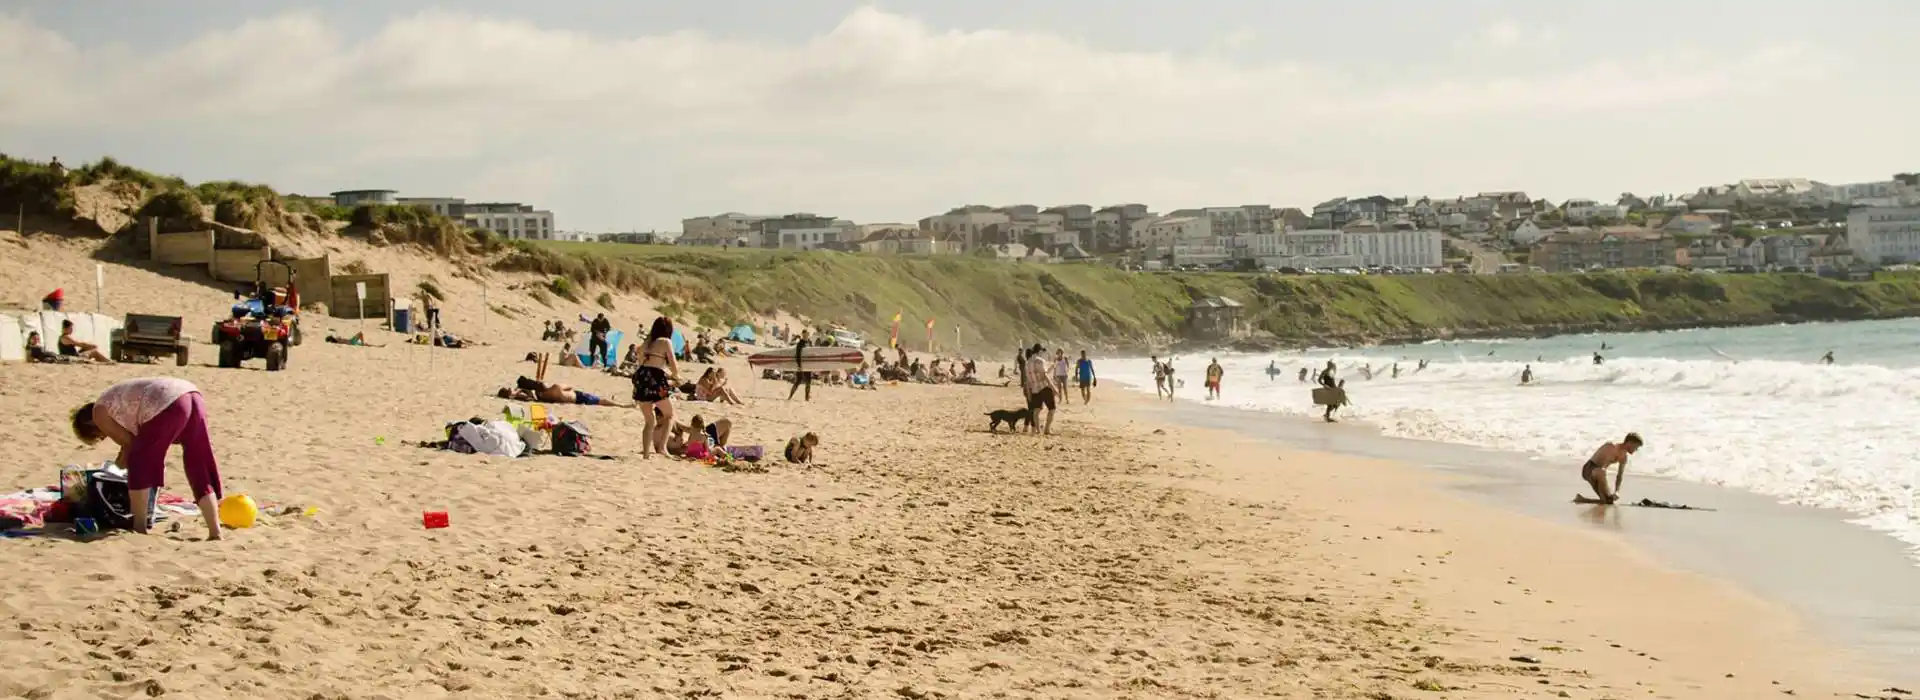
[1820, 351, 1835, 365]
[1580, 432, 1642, 504]
[1592, 352, 1605, 365]
[1520, 364, 1533, 385]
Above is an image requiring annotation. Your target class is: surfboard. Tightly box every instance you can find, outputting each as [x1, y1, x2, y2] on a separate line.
[1572, 495, 1715, 511]
[1311, 386, 1347, 407]
[747, 345, 865, 372]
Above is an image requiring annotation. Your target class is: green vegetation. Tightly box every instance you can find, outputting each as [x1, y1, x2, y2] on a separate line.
[505, 242, 1920, 349]
[595, 291, 615, 309]
[417, 278, 446, 302]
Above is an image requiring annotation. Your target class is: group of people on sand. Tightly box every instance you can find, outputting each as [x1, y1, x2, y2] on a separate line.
[24, 320, 114, 364]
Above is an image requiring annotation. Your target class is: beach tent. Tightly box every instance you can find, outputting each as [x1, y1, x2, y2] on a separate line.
[577, 330, 623, 367]
[728, 324, 756, 344]
[669, 328, 686, 357]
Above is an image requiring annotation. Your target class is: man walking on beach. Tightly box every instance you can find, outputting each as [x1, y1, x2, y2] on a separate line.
[1075, 351, 1096, 404]
[1205, 358, 1224, 400]
[1151, 355, 1167, 399]
[1581, 433, 1643, 504]
[587, 313, 611, 367]
[1023, 344, 1056, 435]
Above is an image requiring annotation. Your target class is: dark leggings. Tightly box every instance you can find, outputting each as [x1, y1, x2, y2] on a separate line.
[787, 371, 812, 401]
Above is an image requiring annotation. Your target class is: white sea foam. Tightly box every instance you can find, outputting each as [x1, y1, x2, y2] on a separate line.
[1109, 344, 1920, 563]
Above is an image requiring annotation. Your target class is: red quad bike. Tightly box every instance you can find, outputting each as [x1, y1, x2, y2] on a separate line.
[213, 261, 301, 371]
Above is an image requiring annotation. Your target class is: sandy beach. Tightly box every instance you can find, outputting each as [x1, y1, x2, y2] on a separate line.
[1, 234, 1909, 699]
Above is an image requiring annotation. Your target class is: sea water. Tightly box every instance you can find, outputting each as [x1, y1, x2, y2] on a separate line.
[1106, 318, 1920, 563]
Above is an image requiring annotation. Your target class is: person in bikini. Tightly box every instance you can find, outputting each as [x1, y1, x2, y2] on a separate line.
[1580, 432, 1643, 504]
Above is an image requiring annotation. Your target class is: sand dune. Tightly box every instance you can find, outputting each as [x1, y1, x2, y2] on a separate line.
[0, 234, 1900, 699]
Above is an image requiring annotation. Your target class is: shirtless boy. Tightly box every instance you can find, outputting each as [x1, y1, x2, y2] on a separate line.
[1581, 432, 1643, 504]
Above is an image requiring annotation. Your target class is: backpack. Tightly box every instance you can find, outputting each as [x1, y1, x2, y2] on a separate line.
[84, 469, 152, 531]
[552, 421, 591, 456]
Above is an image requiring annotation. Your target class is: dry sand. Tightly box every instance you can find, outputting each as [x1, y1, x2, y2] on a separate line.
[0, 234, 1906, 699]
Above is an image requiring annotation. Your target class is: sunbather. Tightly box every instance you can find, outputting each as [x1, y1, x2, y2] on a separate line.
[325, 332, 384, 347]
[58, 320, 113, 363]
[497, 377, 629, 407]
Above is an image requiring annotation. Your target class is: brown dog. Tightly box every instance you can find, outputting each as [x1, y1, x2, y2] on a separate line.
[784, 432, 819, 464]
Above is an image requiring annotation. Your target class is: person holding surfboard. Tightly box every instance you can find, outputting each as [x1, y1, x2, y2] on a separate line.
[632, 317, 681, 458]
[787, 332, 815, 402]
[1580, 433, 1643, 505]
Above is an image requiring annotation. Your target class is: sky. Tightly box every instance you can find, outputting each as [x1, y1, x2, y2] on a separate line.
[1, 0, 1914, 231]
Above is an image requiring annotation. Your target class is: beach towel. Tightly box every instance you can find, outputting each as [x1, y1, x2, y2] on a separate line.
[453, 420, 527, 458]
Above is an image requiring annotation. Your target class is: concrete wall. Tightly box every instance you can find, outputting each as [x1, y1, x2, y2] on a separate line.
[149, 218, 216, 266]
[329, 273, 392, 319]
[209, 246, 272, 284]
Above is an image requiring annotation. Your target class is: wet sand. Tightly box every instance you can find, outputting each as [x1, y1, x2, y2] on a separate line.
[1122, 389, 1920, 684]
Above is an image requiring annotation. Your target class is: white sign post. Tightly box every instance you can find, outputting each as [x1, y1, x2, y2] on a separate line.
[355, 282, 367, 334]
[94, 264, 104, 315]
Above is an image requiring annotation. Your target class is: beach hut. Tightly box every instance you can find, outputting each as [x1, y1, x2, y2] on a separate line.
[1186, 297, 1245, 341]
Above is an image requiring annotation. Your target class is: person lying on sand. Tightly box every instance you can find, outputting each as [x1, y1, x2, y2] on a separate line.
[1580, 432, 1642, 504]
[58, 320, 113, 363]
[498, 378, 629, 407]
[325, 332, 385, 347]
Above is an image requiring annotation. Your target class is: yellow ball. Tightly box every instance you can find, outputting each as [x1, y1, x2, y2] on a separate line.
[218, 494, 259, 529]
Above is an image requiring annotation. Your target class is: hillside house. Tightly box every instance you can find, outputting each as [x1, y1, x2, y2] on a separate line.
[1186, 297, 1245, 341]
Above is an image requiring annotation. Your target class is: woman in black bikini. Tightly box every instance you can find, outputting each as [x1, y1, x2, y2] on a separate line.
[631, 317, 681, 458]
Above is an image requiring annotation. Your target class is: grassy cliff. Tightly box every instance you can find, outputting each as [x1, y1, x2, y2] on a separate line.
[513, 242, 1920, 350]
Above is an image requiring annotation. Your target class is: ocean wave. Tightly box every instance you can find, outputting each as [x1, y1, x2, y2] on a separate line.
[1108, 351, 1920, 564]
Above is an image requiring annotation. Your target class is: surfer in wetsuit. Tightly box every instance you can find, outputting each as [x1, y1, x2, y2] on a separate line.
[786, 333, 813, 401]
[1580, 432, 1642, 505]
[1820, 351, 1835, 365]
[1520, 364, 1533, 385]
[1592, 352, 1605, 365]
[1415, 359, 1428, 373]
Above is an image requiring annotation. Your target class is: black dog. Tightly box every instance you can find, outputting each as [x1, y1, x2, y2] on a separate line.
[986, 408, 1033, 434]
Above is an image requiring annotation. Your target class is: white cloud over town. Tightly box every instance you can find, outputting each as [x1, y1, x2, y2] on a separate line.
[0, 7, 1894, 229]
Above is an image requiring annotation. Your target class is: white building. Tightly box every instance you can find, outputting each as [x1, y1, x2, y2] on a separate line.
[1249, 229, 1361, 269]
[776, 227, 845, 251]
[1132, 215, 1213, 251]
[464, 203, 555, 241]
[681, 213, 769, 247]
[1345, 229, 1443, 268]
[1561, 200, 1630, 223]
[1509, 219, 1547, 246]
[1734, 178, 1821, 202]
[1847, 207, 1920, 265]
[1827, 181, 1920, 207]
[397, 197, 466, 218]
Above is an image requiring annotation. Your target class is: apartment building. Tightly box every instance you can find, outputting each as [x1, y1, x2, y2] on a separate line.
[398, 197, 467, 219]
[857, 228, 960, 255]
[753, 213, 841, 248]
[1132, 215, 1214, 252]
[465, 202, 556, 241]
[1529, 226, 1674, 272]
[1092, 204, 1155, 252]
[1847, 206, 1920, 265]
[919, 206, 1011, 249]
[681, 213, 769, 246]
[330, 189, 398, 207]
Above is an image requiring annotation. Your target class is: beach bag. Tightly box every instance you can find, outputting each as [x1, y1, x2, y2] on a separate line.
[725, 445, 763, 463]
[83, 469, 151, 531]
[551, 421, 591, 457]
[445, 421, 476, 453]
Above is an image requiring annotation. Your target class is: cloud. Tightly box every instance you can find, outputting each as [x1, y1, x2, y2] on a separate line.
[0, 8, 1851, 228]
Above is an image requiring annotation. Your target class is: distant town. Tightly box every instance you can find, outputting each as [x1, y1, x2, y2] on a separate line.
[335, 174, 1920, 277]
